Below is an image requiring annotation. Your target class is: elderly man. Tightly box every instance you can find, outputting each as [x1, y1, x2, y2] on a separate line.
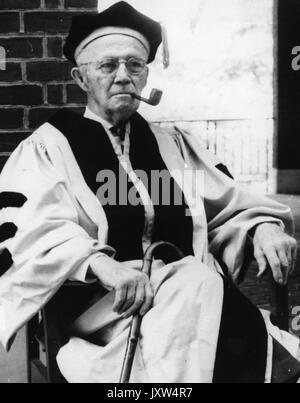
[0, 2, 299, 383]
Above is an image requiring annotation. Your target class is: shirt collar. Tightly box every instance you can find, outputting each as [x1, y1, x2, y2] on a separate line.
[84, 107, 113, 131]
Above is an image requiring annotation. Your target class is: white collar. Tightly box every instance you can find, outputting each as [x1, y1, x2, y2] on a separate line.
[84, 107, 113, 131]
[84, 107, 130, 157]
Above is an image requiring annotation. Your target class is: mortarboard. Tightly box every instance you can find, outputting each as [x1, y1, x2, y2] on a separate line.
[63, 1, 169, 67]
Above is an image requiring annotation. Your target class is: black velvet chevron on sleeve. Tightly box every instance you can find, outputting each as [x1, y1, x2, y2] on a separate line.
[0, 192, 27, 276]
[215, 163, 234, 180]
[0, 192, 27, 209]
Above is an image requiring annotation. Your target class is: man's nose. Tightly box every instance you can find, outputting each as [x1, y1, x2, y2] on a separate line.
[114, 62, 131, 84]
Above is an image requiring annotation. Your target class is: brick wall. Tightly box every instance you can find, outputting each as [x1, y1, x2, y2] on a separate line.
[0, 0, 98, 169]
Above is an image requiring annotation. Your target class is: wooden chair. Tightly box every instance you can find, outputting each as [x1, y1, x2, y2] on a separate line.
[26, 268, 290, 383]
[26, 281, 102, 383]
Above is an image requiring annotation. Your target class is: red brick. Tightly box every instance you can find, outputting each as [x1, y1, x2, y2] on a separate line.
[29, 107, 61, 129]
[47, 37, 64, 58]
[0, 63, 22, 81]
[47, 84, 64, 104]
[27, 60, 72, 82]
[65, 0, 98, 9]
[24, 12, 71, 34]
[0, 85, 43, 105]
[24, 11, 94, 34]
[0, 37, 43, 59]
[45, 0, 61, 8]
[0, 132, 30, 152]
[66, 83, 87, 104]
[0, 13, 20, 34]
[0, 0, 40, 9]
[0, 108, 24, 129]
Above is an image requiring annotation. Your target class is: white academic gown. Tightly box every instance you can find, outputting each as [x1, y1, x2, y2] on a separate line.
[0, 116, 298, 382]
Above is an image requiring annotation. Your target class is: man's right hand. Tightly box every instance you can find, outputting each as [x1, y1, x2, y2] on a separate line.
[90, 257, 154, 319]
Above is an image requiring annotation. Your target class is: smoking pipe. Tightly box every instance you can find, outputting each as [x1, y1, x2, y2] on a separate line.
[131, 88, 163, 106]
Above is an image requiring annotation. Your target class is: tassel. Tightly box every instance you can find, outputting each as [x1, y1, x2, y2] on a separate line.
[161, 22, 170, 69]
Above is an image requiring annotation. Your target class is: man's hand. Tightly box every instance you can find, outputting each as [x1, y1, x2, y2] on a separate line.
[253, 223, 297, 285]
[90, 257, 154, 318]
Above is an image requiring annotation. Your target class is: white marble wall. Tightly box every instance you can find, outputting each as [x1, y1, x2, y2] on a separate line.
[99, 0, 275, 192]
[99, 0, 274, 121]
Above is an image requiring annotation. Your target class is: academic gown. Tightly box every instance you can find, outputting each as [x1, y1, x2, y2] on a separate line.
[0, 109, 298, 382]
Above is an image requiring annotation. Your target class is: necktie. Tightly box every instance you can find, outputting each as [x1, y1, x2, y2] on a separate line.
[110, 124, 126, 142]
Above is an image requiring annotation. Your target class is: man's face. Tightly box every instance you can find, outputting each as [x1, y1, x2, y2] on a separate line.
[75, 35, 149, 124]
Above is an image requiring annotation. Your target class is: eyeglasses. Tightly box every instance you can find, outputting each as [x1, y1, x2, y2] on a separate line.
[79, 57, 147, 75]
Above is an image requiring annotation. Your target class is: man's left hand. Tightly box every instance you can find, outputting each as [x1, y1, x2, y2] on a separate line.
[253, 222, 297, 285]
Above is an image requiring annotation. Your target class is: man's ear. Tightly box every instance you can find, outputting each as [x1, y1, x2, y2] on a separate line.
[71, 67, 89, 92]
[143, 66, 149, 87]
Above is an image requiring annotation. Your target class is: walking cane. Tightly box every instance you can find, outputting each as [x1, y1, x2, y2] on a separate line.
[119, 241, 185, 383]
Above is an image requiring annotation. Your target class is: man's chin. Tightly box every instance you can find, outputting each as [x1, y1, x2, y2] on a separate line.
[107, 104, 138, 122]
[110, 100, 138, 115]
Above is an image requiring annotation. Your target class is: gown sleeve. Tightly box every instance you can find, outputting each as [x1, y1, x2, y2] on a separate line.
[0, 134, 113, 351]
[175, 127, 294, 282]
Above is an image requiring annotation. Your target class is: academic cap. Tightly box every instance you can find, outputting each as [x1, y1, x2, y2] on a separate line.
[63, 1, 169, 67]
